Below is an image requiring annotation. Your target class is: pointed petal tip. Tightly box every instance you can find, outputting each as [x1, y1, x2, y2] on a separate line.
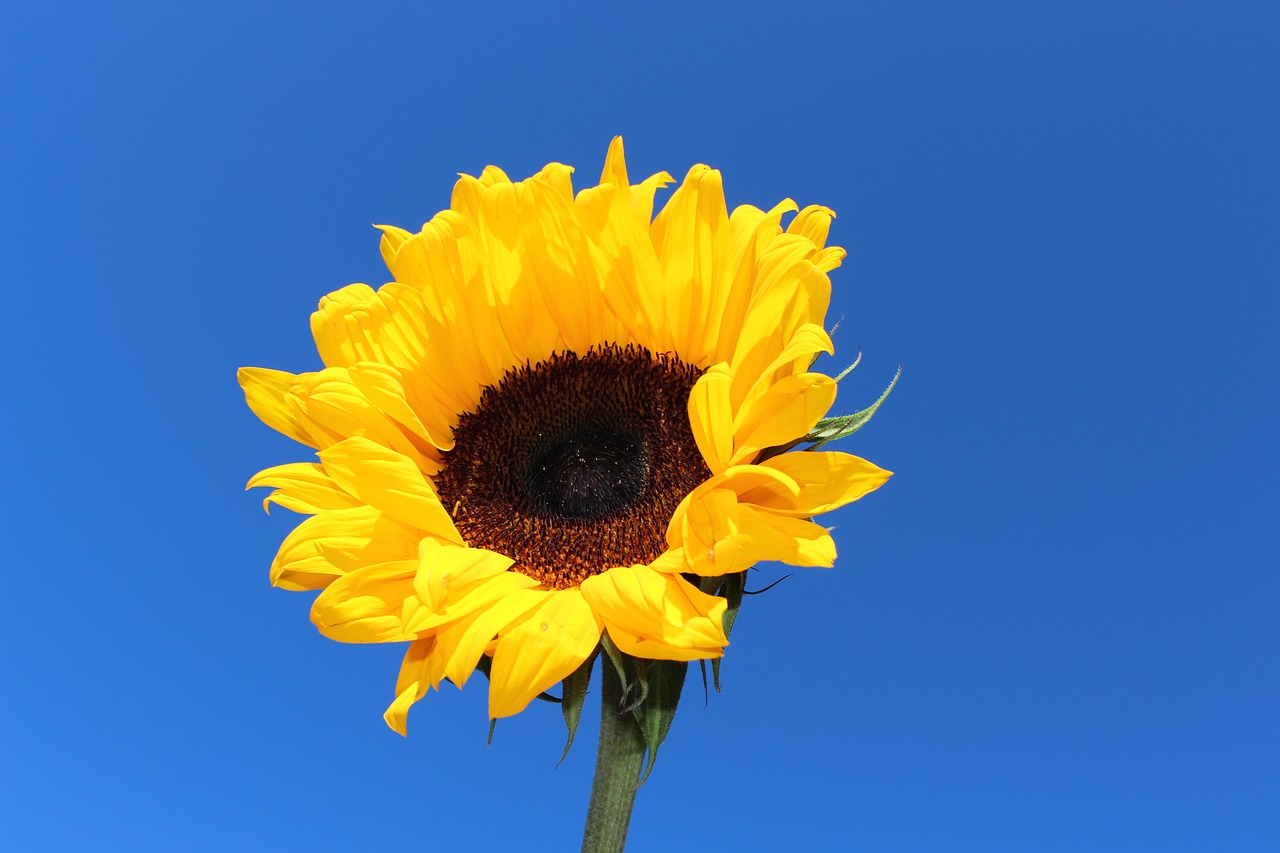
[383, 702, 410, 737]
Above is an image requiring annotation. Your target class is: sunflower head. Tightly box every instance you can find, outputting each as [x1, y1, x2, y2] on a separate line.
[239, 138, 891, 741]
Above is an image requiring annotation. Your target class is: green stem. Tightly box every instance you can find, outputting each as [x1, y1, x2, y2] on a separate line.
[580, 660, 645, 853]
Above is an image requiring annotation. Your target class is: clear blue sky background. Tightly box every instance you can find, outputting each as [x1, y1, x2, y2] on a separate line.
[3, 2, 1277, 851]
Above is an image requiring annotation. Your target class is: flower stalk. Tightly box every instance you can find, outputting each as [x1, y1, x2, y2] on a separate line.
[580, 661, 646, 853]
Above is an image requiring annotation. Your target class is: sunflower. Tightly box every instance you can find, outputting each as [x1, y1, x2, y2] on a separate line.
[239, 138, 891, 734]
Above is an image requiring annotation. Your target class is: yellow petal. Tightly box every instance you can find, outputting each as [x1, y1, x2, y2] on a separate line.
[405, 540, 525, 627]
[381, 213, 501, 401]
[731, 373, 836, 464]
[673, 487, 768, 576]
[347, 361, 452, 453]
[787, 204, 835, 250]
[671, 477, 827, 576]
[746, 451, 893, 516]
[600, 136, 630, 189]
[317, 437, 462, 543]
[404, 571, 540, 636]
[651, 164, 731, 363]
[488, 589, 602, 719]
[531, 161, 576, 203]
[238, 367, 314, 447]
[383, 637, 447, 736]
[518, 178, 602, 353]
[477, 164, 512, 187]
[630, 169, 674, 224]
[577, 182, 665, 347]
[580, 564, 727, 661]
[375, 224, 413, 271]
[413, 538, 506, 612]
[687, 363, 735, 474]
[287, 368, 440, 473]
[741, 508, 837, 567]
[269, 505, 420, 591]
[310, 559, 418, 643]
[709, 200, 799, 363]
[732, 323, 833, 416]
[310, 283, 381, 368]
[812, 245, 846, 273]
[437, 587, 549, 687]
[247, 462, 362, 515]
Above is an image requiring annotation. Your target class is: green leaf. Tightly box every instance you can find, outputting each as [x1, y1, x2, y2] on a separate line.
[630, 659, 689, 786]
[558, 650, 597, 766]
[623, 658, 649, 714]
[805, 366, 901, 449]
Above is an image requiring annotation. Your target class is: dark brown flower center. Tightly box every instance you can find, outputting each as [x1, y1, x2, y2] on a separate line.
[435, 344, 710, 589]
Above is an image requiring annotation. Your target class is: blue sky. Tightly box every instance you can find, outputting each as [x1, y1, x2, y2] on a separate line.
[3, 1, 1277, 850]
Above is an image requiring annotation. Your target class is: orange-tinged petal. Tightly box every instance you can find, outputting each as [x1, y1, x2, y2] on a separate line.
[488, 589, 602, 719]
[317, 437, 462, 543]
[580, 564, 727, 661]
[310, 559, 417, 643]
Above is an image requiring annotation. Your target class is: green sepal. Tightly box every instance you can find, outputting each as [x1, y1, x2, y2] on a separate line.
[716, 571, 747, 691]
[623, 658, 650, 714]
[831, 349, 862, 382]
[472, 656, 499, 746]
[558, 650, 597, 766]
[599, 633, 630, 698]
[701, 571, 747, 691]
[805, 366, 900, 450]
[630, 658, 689, 787]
